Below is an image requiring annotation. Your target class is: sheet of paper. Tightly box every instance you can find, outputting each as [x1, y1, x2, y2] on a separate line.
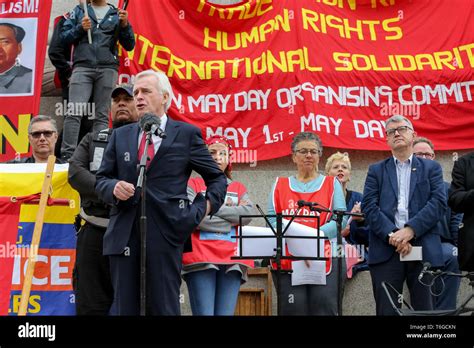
[400, 246, 422, 261]
[282, 219, 326, 259]
[238, 226, 282, 257]
[291, 260, 326, 285]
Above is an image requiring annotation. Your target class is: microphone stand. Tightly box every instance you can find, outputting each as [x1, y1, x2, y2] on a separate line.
[136, 130, 153, 316]
[305, 203, 364, 316]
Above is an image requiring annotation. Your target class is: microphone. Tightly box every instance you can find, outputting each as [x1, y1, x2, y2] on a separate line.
[139, 113, 167, 138]
[418, 262, 431, 281]
[297, 200, 318, 208]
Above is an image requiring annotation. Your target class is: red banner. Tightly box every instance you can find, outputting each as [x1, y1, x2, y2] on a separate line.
[0, 0, 52, 162]
[118, 0, 474, 161]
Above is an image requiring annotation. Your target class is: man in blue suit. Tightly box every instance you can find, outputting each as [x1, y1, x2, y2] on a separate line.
[95, 70, 227, 315]
[362, 115, 446, 315]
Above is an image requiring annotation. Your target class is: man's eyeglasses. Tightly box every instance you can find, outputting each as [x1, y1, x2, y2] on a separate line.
[414, 152, 434, 159]
[295, 148, 320, 156]
[29, 131, 56, 139]
[385, 126, 412, 137]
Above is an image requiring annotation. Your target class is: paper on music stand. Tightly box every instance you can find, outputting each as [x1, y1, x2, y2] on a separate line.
[282, 219, 325, 258]
[237, 226, 280, 257]
[291, 260, 326, 285]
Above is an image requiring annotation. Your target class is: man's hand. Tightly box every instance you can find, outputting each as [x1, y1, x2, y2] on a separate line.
[118, 9, 129, 28]
[396, 241, 412, 257]
[389, 226, 415, 256]
[389, 226, 415, 246]
[81, 16, 91, 31]
[113, 181, 135, 201]
[351, 201, 364, 221]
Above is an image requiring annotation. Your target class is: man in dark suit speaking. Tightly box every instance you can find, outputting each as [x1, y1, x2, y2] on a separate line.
[362, 115, 446, 315]
[95, 70, 227, 315]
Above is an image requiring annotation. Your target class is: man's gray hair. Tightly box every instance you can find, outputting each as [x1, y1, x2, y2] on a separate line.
[28, 115, 57, 134]
[291, 132, 323, 155]
[135, 69, 174, 112]
[385, 115, 414, 130]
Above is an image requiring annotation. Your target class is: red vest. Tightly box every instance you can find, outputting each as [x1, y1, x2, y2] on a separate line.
[182, 178, 254, 268]
[272, 176, 336, 272]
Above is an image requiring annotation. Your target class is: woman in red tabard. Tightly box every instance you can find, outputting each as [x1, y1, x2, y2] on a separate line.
[267, 132, 347, 315]
[183, 136, 254, 315]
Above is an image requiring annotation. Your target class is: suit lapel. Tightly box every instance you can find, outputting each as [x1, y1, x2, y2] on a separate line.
[148, 117, 179, 169]
[124, 123, 139, 166]
[409, 155, 419, 201]
[385, 158, 398, 197]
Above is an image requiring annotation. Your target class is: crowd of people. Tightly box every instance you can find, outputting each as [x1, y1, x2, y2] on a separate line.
[3, 0, 473, 317]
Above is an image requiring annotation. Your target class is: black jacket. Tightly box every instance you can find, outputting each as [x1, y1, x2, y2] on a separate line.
[68, 129, 112, 218]
[48, 15, 73, 89]
[60, 3, 135, 70]
[449, 151, 474, 271]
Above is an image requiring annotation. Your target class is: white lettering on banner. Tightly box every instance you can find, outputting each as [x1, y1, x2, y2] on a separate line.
[206, 127, 251, 148]
[187, 94, 232, 113]
[300, 113, 342, 135]
[234, 89, 271, 111]
[353, 120, 386, 139]
[274, 81, 473, 109]
[262, 125, 284, 144]
[0, 0, 38, 14]
[397, 81, 474, 105]
[276, 85, 305, 107]
[11, 255, 72, 286]
[277, 83, 394, 107]
[173, 93, 183, 110]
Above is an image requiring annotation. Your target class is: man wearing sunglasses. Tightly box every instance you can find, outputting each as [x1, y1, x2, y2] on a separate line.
[362, 115, 446, 315]
[7, 115, 63, 164]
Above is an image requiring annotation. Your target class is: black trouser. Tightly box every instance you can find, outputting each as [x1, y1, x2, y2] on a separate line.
[271, 258, 346, 315]
[74, 222, 113, 315]
[108, 219, 183, 316]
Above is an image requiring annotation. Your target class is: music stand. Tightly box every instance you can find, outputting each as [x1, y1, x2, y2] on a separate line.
[232, 206, 328, 316]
